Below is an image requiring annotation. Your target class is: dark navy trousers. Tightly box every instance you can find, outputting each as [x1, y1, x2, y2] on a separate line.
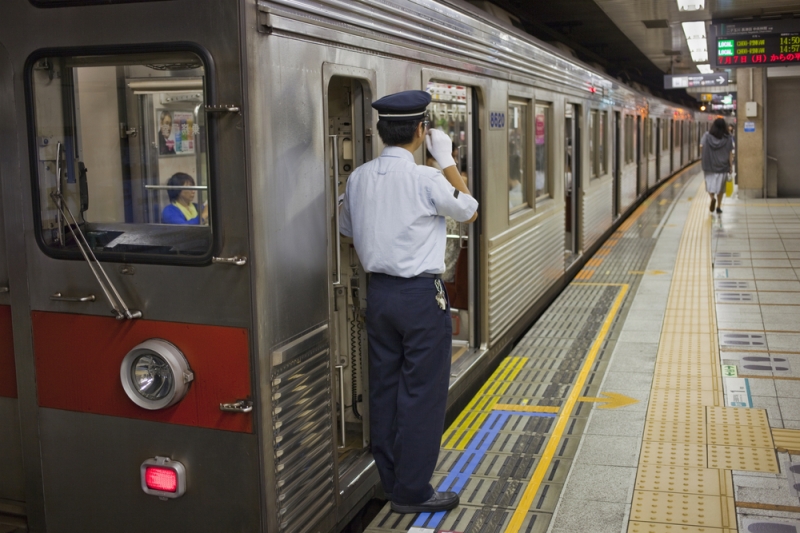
[366, 274, 452, 505]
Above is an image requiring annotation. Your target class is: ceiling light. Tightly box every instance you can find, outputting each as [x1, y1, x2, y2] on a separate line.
[682, 22, 708, 64]
[676, 0, 705, 11]
[697, 64, 713, 73]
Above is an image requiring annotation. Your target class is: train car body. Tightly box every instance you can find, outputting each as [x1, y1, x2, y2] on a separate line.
[0, 1, 714, 532]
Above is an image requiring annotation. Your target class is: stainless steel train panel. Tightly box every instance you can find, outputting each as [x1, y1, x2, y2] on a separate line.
[619, 163, 638, 213]
[487, 210, 564, 344]
[271, 326, 335, 533]
[38, 409, 261, 533]
[0, 398, 24, 504]
[581, 178, 612, 251]
[659, 152, 672, 182]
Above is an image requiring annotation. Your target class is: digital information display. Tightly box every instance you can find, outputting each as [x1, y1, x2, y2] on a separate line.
[717, 34, 800, 66]
[712, 20, 800, 67]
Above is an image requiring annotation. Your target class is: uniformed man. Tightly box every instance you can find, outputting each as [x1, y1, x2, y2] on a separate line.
[340, 90, 478, 514]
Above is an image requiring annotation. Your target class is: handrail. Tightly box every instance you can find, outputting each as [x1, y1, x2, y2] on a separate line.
[144, 185, 208, 191]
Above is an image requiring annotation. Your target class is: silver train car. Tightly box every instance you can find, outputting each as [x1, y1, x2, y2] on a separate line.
[0, 0, 714, 531]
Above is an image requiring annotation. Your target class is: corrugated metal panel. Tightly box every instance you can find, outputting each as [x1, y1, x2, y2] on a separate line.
[582, 180, 612, 250]
[272, 335, 335, 533]
[487, 212, 564, 344]
[619, 164, 637, 212]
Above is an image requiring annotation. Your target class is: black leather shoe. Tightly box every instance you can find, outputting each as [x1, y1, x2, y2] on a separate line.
[390, 491, 459, 514]
[716, 208, 723, 214]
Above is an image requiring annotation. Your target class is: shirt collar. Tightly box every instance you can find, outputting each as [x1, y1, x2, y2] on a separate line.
[381, 145, 416, 163]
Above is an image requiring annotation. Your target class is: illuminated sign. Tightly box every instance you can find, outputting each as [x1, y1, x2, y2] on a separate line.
[664, 72, 728, 89]
[712, 20, 800, 67]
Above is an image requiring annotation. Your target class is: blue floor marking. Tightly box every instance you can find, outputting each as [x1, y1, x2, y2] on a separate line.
[412, 410, 556, 528]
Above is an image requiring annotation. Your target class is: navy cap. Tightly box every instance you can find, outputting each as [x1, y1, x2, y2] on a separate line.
[372, 90, 431, 121]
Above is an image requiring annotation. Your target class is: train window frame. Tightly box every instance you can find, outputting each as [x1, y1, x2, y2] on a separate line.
[624, 114, 634, 164]
[533, 102, 551, 203]
[598, 111, 606, 176]
[507, 98, 532, 217]
[588, 110, 598, 179]
[24, 44, 219, 266]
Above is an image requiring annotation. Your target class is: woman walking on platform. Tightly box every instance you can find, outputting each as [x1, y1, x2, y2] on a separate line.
[700, 118, 735, 214]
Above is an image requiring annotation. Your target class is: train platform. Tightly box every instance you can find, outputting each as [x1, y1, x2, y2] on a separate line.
[366, 164, 800, 533]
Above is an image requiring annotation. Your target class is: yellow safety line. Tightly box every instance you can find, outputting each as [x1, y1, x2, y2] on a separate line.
[442, 356, 527, 449]
[504, 284, 629, 533]
[494, 404, 560, 414]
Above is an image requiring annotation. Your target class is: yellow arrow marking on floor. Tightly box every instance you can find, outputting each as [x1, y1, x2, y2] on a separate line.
[577, 392, 638, 409]
[659, 199, 668, 205]
[628, 270, 667, 275]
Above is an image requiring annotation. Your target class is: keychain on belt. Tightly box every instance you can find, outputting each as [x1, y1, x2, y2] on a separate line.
[434, 279, 446, 310]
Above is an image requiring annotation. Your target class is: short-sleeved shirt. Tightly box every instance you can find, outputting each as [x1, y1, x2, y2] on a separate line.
[340, 146, 479, 278]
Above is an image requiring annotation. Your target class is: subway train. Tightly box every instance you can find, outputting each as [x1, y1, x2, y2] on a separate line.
[0, 0, 715, 532]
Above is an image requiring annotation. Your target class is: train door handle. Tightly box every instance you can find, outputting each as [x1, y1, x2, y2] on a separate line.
[219, 400, 253, 413]
[212, 256, 247, 266]
[50, 292, 96, 302]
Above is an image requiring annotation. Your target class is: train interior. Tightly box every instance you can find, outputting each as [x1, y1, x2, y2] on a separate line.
[564, 103, 581, 262]
[29, 51, 211, 261]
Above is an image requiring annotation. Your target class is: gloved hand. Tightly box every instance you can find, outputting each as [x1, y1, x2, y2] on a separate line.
[426, 128, 456, 170]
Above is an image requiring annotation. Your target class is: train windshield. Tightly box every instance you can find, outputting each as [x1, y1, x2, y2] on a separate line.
[28, 51, 213, 262]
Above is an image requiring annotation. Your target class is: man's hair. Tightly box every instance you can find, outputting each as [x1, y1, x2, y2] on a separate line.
[376, 119, 422, 146]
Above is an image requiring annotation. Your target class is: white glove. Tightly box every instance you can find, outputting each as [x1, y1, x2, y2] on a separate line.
[426, 129, 456, 170]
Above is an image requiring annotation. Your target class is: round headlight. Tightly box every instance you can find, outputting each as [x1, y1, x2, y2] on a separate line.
[121, 339, 194, 410]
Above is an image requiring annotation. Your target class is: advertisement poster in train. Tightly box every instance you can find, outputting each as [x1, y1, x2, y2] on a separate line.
[157, 109, 196, 156]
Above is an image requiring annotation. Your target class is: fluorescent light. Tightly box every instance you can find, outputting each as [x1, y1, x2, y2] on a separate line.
[682, 21, 706, 40]
[676, 0, 705, 11]
[682, 21, 708, 63]
[697, 64, 713, 73]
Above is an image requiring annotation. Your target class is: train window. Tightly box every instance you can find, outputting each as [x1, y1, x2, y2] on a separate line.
[650, 119, 656, 155]
[28, 51, 213, 263]
[508, 100, 529, 213]
[624, 115, 633, 164]
[31, 0, 163, 6]
[534, 104, 549, 200]
[599, 112, 606, 175]
[662, 120, 669, 151]
[588, 110, 597, 178]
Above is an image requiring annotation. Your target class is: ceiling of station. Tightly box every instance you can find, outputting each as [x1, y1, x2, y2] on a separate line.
[477, 0, 800, 104]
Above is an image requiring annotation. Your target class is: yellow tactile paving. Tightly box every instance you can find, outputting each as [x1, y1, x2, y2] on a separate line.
[628, 185, 781, 533]
[772, 428, 800, 454]
[629, 523, 735, 533]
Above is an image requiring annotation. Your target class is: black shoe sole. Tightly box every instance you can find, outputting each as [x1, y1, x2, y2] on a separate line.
[390, 498, 459, 514]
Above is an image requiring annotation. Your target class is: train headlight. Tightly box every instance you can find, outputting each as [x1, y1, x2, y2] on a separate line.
[121, 339, 194, 410]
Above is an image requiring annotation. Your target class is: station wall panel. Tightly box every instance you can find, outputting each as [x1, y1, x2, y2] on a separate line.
[0, 305, 16, 398]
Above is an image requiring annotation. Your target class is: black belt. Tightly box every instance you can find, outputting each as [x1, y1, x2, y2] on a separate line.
[371, 272, 442, 280]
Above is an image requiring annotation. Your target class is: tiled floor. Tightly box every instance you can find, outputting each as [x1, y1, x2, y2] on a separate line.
[712, 193, 800, 531]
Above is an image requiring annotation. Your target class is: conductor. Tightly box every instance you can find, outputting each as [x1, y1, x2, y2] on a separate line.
[340, 90, 478, 514]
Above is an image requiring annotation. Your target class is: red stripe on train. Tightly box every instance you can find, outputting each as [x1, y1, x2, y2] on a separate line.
[33, 311, 252, 433]
[0, 306, 16, 399]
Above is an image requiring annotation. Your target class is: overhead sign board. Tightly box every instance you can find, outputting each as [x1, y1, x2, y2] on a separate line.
[664, 72, 728, 89]
[711, 20, 800, 67]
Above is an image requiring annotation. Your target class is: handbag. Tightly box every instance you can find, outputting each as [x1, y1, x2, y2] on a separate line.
[725, 172, 734, 197]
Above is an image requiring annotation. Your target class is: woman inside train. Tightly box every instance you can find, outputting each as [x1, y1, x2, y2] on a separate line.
[161, 172, 209, 225]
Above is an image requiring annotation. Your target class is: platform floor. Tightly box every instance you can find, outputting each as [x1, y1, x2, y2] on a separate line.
[366, 166, 800, 533]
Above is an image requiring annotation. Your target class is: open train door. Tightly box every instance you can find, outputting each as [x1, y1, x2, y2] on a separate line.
[565, 103, 581, 261]
[323, 65, 379, 515]
[423, 80, 481, 359]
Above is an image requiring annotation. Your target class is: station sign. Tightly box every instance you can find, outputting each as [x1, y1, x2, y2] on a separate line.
[664, 72, 728, 89]
[711, 19, 800, 67]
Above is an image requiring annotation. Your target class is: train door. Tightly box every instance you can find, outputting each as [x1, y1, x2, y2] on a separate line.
[426, 81, 480, 354]
[564, 103, 581, 259]
[612, 111, 620, 218]
[325, 74, 373, 494]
